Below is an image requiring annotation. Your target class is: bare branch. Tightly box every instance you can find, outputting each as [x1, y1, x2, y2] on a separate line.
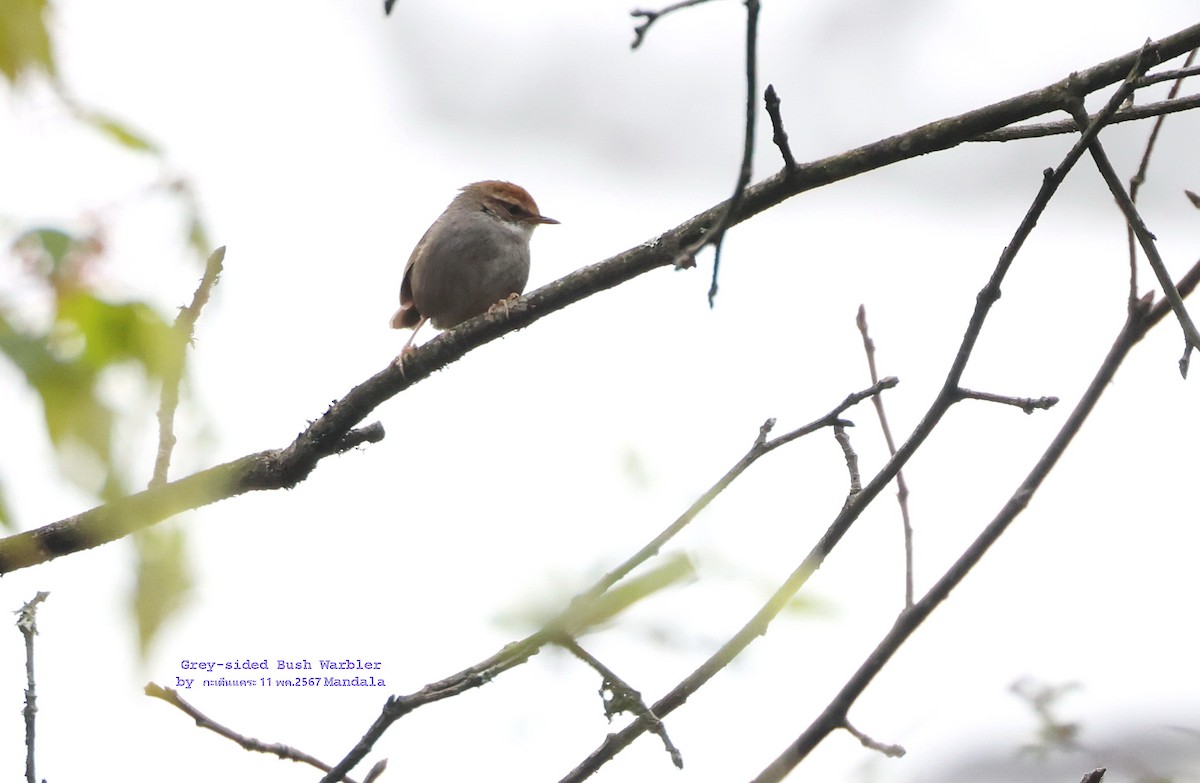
[0, 421, 385, 574]
[629, 0, 715, 49]
[1138, 62, 1200, 85]
[1126, 49, 1198, 302]
[693, 0, 759, 307]
[145, 683, 367, 783]
[843, 719, 905, 758]
[748, 258, 1200, 783]
[764, 84, 798, 173]
[560, 638, 683, 769]
[151, 246, 226, 488]
[970, 92, 1200, 141]
[857, 305, 915, 608]
[956, 388, 1060, 414]
[16, 592, 49, 783]
[833, 422, 861, 499]
[1126, 46, 1198, 340]
[1066, 87, 1200, 375]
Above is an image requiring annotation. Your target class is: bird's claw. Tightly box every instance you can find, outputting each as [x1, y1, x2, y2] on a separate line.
[393, 344, 416, 378]
[487, 293, 522, 317]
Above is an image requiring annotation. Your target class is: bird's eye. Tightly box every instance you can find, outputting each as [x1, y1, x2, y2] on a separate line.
[503, 202, 527, 218]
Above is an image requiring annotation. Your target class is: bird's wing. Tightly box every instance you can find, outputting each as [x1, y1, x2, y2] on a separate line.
[390, 221, 438, 329]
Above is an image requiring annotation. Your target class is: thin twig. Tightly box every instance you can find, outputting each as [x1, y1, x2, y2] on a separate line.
[580, 380, 892, 600]
[856, 305, 914, 608]
[559, 638, 683, 769]
[16, 592, 48, 783]
[629, 0, 715, 49]
[764, 84, 797, 173]
[956, 388, 1059, 414]
[842, 718, 905, 758]
[970, 93, 1200, 142]
[1126, 48, 1197, 317]
[1138, 62, 1200, 86]
[703, 0, 759, 306]
[1066, 93, 1200, 376]
[833, 422, 861, 499]
[151, 246, 226, 488]
[145, 683, 366, 783]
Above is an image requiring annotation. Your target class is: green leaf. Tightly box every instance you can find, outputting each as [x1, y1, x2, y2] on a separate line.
[0, 0, 56, 84]
[1, 307, 136, 498]
[186, 214, 211, 259]
[0, 478, 13, 530]
[11, 226, 104, 291]
[132, 526, 193, 659]
[14, 226, 74, 272]
[83, 111, 161, 154]
[56, 291, 179, 378]
[559, 553, 696, 634]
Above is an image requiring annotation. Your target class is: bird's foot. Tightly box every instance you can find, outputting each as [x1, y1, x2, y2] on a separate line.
[488, 293, 523, 318]
[392, 343, 417, 378]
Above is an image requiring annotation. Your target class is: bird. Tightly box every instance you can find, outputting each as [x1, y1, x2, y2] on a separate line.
[391, 180, 558, 356]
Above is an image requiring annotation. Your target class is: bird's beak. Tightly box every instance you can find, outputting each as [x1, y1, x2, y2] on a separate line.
[533, 215, 560, 225]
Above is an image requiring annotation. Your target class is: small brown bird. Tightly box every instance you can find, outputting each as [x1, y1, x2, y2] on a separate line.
[391, 180, 558, 354]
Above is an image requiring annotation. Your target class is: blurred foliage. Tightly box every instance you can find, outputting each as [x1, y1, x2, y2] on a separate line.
[133, 525, 193, 657]
[1, 0, 211, 657]
[0, 0, 55, 83]
[0, 481, 10, 528]
[6, 228, 176, 501]
[1011, 677, 1083, 757]
[497, 552, 698, 637]
[78, 109, 161, 154]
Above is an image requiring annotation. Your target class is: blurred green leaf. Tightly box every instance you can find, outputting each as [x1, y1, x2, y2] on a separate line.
[81, 111, 160, 154]
[186, 214, 210, 259]
[0, 479, 13, 530]
[133, 525, 193, 659]
[0, 312, 106, 456]
[781, 592, 834, 617]
[57, 291, 178, 377]
[14, 226, 73, 275]
[37, 365, 114, 462]
[0, 0, 56, 84]
[1012, 677, 1084, 757]
[495, 553, 697, 636]
[12, 225, 104, 290]
[559, 553, 696, 635]
[0, 292, 175, 500]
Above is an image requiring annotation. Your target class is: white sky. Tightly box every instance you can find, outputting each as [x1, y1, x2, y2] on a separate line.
[0, 2, 1198, 782]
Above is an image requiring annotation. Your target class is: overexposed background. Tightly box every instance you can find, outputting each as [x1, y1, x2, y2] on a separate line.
[0, 2, 1198, 782]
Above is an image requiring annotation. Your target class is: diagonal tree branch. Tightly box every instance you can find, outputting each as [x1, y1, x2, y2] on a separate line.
[151, 246, 226, 488]
[144, 682, 372, 783]
[969, 92, 1200, 142]
[1065, 93, 1200, 374]
[3, 22, 1200, 575]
